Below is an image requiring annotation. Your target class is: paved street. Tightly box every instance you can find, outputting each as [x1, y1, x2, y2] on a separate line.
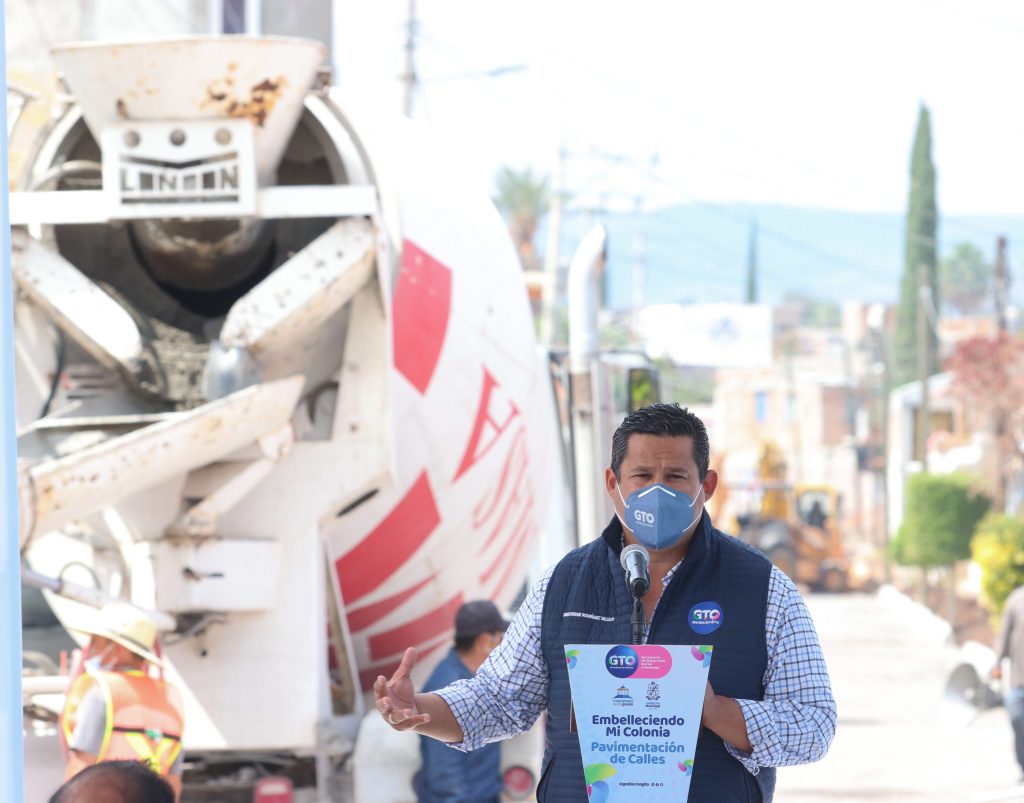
[775, 588, 1024, 803]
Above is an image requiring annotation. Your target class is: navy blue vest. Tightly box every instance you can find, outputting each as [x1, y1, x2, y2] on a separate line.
[539, 513, 776, 802]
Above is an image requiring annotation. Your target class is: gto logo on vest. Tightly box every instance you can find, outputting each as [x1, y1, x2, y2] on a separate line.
[605, 645, 639, 679]
[688, 601, 724, 635]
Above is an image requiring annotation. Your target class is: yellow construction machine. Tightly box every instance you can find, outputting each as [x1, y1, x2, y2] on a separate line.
[736, 443, 853, 592]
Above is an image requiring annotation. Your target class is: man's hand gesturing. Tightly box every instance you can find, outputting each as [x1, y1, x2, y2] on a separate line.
[374, 647, 432, 731]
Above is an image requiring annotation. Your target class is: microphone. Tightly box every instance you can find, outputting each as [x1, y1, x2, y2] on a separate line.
[620, 544, 650, 599]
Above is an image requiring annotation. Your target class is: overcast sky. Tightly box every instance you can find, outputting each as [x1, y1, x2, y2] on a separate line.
[334, 0, 1024, 216]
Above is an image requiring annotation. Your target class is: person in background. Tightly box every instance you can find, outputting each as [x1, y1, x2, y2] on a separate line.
[48, 760, 175, 803]
[993, 584, 1024, 781]
[416, 600, 509, 803]
[59, 603, 185, 801]
[806, 499, 828, 529]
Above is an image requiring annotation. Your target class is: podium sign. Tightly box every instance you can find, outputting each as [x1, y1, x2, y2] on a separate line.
[564, 644, 712, 802]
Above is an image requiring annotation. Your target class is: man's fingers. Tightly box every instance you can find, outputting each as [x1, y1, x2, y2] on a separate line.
[391, 647, 418, 681]
[373, 675, 388, 699]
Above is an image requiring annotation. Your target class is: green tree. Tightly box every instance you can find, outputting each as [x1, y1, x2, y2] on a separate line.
[895, 472, 990, 618]
[972, 513, 1024, 620]
[493, 166, 550, 272]
[897, 472, 990, 568]
[894, 105, 940, 384]
[940, 241, 992, 316]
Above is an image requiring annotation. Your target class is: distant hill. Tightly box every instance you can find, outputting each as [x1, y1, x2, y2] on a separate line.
[553, 203, 1024, 310]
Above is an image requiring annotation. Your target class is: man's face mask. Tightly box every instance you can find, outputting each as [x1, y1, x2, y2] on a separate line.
[616, 482, 704, 551]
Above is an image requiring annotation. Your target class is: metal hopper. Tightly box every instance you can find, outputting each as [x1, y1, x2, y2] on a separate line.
[50, 36, 326, 184]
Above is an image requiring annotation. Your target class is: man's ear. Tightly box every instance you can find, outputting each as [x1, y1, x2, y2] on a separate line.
[703, 469, 719, 500]
[605, 467, 618, 500]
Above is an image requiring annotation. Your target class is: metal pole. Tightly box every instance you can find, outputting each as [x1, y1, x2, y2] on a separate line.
[631, 196, 646, 338]
[568, 226, 607, 547]
[0, 1, 26, 795]
[539, 145, 566, 347]
[401, 0, 417, 118]
[994, 235, 1010, 511]
[995, 236, 1009, 334]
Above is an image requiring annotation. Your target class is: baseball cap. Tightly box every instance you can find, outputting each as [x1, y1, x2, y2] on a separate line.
[454, 600, 510, 640]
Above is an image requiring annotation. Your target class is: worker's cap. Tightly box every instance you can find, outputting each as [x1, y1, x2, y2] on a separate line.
[454, 600, 510, 640]
[69, 602, 166, 667]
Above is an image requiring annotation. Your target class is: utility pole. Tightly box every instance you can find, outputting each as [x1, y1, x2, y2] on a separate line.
[401, 0, 417, 118]
[916, 266, 930, 471]
[540, 145, 566, 347]
[631, 195, 646, 337]
[995, 235, 1009, 333]
[994, 235, 1010, 510]
[745, 221, 758, 303]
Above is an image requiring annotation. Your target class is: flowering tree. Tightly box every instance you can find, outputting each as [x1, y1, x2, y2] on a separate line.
[947, 332, 1024, 511]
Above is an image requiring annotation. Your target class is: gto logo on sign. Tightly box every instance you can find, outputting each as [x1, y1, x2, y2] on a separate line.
[605, 645, 639, 679]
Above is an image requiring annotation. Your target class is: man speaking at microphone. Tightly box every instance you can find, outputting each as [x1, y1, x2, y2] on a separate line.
[375, 403, 836, 802]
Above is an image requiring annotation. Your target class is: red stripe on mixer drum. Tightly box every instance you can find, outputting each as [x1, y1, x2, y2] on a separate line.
[335, 472, 441, 605]
[359, 639, 447, 692]
[491, 520, 537, 601]
[392, 240, 452, 395]
[346, 576, 434, 634]
[480, 499, 534, 587]
[367, 592, 464, 662]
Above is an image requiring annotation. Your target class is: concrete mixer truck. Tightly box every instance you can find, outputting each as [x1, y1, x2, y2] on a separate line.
[13, 36, 583, 802]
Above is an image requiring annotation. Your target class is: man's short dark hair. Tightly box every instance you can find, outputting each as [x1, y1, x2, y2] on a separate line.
[49, 761, 175, 803]
[610, 403, 710, 480]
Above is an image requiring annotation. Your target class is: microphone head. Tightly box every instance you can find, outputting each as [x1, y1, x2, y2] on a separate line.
[620, 543, 650, 570]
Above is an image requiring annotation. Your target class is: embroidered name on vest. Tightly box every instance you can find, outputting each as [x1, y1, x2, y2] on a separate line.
[562, 611, 616, 622]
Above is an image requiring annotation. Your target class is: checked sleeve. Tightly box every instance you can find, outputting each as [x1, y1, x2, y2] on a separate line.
[726, 567, 837, 773]
[433, 567, 554, 751]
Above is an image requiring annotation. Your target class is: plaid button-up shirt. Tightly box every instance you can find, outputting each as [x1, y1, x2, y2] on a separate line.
[435, 560, 836, 775]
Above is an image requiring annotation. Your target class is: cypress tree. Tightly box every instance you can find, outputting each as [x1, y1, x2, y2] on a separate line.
[895, 105, 939, 383]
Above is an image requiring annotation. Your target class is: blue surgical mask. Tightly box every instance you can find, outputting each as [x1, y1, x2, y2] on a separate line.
[616, 482, 704, 550]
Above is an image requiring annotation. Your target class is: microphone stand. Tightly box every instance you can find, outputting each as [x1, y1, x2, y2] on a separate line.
[630, 597, 646, 645]
[621, 544, 650, 645]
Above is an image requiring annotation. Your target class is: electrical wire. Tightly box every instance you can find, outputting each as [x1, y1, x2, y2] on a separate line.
[424, 27, 1013, 253]
[420, 29, 1010, 300]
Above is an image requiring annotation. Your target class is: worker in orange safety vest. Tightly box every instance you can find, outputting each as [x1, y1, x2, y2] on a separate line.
[59, 603, 185, 801]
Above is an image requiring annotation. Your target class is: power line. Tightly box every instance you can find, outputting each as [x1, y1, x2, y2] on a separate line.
[427, 29, 1013, 250]
[418, 31, 990, 296]
[918, 0, 1024, 38]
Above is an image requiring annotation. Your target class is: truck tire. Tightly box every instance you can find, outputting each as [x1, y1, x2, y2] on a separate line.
[820, 566, 846, 593]
[765, 544, 797, 582]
